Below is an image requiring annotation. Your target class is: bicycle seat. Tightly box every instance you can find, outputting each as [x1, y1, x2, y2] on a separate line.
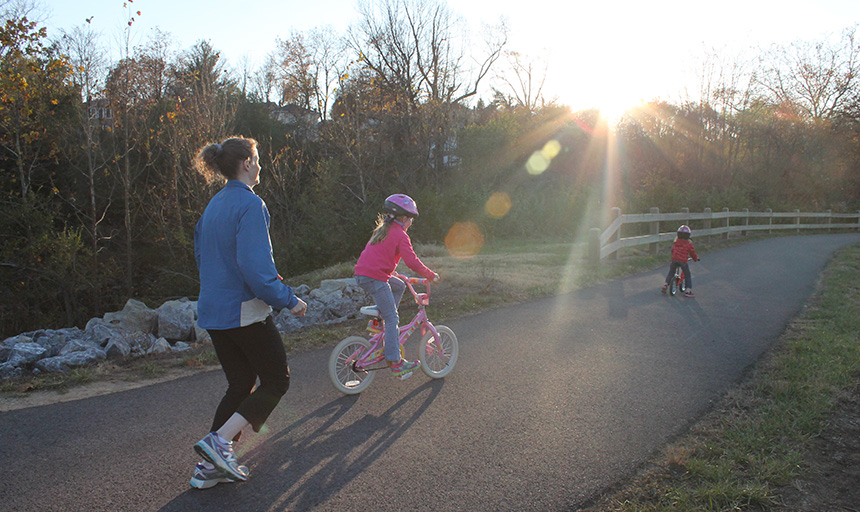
[359, 305, 381, 318]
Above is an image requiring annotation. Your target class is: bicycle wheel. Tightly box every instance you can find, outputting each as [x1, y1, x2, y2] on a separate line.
[668, 275, 678, 296]
[329, 336, 375, 394]
[420, 325, 458, 379]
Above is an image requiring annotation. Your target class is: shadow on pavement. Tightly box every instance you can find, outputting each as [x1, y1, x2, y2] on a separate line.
[158, 379, 444, 511]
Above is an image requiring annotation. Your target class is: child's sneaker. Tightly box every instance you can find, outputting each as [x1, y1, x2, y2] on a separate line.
[194, 432, 248, 482]
[684, 290, 695, 298]
[189, 462, 250, 489]
[661, 284, 667, 294]
[388, 359, 420, 380]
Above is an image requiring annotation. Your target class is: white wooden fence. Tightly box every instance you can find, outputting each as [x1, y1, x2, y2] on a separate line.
[588, 207, 860, 264]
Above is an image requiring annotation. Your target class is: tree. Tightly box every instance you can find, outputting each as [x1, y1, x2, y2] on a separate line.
[57, 23, 110, 258]
[757, 26, 860, 121]
[492, 50, 548, 113]
[0, 16, 74, 199]
[347, 0, 506, 186]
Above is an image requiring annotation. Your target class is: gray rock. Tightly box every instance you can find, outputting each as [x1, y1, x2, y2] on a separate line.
[1, 335, 32, 363]
[7, 342, 47, 367]
[172, 341, 192, 352]
[0, 362, 23, 379]
[157, 299, 196, 341]
[35, 348, 107, 373]
[104, 337, 132, 360]
[103, 298, 158, 334]
[146, 337, 172, 355]
[59, 338, 102, 355]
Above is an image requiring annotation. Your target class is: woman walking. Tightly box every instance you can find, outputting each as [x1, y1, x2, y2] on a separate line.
[190, 136, 307, 488]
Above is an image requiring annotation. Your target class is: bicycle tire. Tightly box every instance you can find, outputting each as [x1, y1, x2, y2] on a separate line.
[329, 336, 375, 394]
[420, 325, 458, 379]
[669, 275, 678, 296]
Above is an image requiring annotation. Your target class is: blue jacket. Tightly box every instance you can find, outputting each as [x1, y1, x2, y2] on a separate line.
[194, 180, 298, 329]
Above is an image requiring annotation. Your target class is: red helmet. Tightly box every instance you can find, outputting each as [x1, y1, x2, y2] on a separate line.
[383, 194, 419, 217]
[677, 225, 691, 239]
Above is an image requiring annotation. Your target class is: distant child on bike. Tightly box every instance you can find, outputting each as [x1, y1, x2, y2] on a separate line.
[355, 194, 439, 380]
[662, 225, 699, 297]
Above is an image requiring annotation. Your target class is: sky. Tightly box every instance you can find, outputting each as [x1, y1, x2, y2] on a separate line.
[36, 0, 860, 113]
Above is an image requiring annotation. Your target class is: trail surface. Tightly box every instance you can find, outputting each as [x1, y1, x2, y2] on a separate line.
[2, 234, 858, 512]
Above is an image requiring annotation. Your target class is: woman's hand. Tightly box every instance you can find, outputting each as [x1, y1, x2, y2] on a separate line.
[290, 298, 307, 316]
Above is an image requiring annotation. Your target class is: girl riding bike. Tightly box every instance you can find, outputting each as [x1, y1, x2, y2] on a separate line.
[354, 194, 439, 380]
[662, 225, 699, 297]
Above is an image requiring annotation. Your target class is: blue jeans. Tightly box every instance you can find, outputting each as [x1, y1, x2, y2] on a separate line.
[355, 275, 406, 362]
[665, 261, 692, 290]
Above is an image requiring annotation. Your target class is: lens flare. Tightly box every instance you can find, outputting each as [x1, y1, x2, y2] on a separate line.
[526, 152, 549, 175]
[526, 139, 562, 175]
[485, 192, 512, 218]
[444, 222, 484, 259]
[542, 139, 561, 159]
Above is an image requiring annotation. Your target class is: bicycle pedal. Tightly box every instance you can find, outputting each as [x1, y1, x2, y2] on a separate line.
[366, 318, 382, 333]
[394, 370, 414, 380]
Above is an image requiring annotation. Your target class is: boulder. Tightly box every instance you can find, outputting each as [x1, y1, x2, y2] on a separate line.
[157, 299, 196, 341]
[146, 337, 172, 355]
[35, 348, 107, 373]
[103, 299, 158, 334]
[1, 334, 32, 363]
[7, 342, 47, 367]
[0, 362, 23, 379]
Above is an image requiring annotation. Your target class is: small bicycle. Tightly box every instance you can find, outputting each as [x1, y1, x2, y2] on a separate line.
[667, 258, 697, 296]
[328, 273, 459, 395]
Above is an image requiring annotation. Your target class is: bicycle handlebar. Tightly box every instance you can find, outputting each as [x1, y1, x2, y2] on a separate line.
[394, 273, 431, 305]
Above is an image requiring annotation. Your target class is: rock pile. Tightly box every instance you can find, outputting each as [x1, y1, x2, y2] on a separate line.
[0, 278, 367, 380]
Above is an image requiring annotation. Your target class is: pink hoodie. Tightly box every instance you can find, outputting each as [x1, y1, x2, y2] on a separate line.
[354, 222, 436, 281]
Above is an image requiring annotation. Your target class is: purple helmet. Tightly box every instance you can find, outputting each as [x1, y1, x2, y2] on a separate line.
[383, 194, 419, 217]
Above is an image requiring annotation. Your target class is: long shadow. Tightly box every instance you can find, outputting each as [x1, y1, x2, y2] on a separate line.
[159, 379, 444, 512]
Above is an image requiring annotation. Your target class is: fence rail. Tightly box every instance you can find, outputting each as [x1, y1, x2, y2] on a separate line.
[588, 207, 860, 264]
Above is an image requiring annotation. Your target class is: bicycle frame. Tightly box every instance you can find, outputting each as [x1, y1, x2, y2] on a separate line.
[346, 274, 441, 372]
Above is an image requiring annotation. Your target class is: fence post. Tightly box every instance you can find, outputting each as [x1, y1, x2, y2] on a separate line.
[608, 207, 621, 260]
[795, 209, 801, 233]
[681, 207, 689, 228]
[722, 207, 730, 240]
[649, 207, 659, 255]
[826, 209, 832, 232]
[588, 227, 601, 265]
[742, 208, 749, 236]
[766, 208, 773, 234]
[704, 208, 712, 241]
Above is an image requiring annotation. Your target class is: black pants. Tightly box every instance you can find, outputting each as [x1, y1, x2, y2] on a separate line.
[665, 260, 692, 290]
[208, 316, 290, 435]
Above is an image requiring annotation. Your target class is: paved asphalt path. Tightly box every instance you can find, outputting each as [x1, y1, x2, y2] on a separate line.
[2, 234, 859, 512]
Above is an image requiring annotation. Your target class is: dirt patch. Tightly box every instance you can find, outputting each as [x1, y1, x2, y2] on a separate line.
[0, 366, 215, 412]
[775, 382, 860, 511]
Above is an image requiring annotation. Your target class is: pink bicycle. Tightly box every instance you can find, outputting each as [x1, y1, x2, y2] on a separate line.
[328, 273, 459, 394]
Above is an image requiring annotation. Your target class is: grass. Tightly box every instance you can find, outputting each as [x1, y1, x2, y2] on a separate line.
[584, 243, 860, 511]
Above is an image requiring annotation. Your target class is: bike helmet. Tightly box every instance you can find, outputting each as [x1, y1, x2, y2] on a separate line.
[383, 194, 419, 217]
[677, 224, 692, 239]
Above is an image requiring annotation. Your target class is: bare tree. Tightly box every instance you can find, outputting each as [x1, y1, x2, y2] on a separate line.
[493, 50, 548, 113]
[57, 23, 110, 257]
[756, 25, 860, 120]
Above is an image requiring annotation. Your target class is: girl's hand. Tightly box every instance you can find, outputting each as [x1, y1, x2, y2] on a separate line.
[432, 272, 440, 283]
[290, 298, 307, 317]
